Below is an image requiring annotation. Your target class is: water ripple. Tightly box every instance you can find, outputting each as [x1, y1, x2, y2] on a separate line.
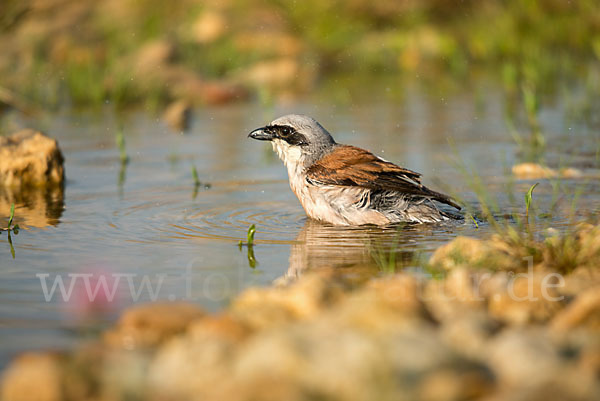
[106, 184, 306, 246]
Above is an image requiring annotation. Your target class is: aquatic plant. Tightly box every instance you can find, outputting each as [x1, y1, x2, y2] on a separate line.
[525, 183, 539, 223]
[247, 224, 256, 246]
[191, 164, 211, 199]
[2, 203, 20, 233]
[506, 82, 548, 163]
[467, 213, 479, 229]
[238, 224, 258, 268]
[7, 203, 15, 230]
[370, 240, 398, 274]
[117, 163, 127, 198]
[238, 224, 255, 247]
[191, 164, 201, 187]
[3, 203, 20, 259]
[115, 129, 129, 165]
[237, 224, 256, 248]
[115, 128, 129, 197]
[191, 164, 201, 199]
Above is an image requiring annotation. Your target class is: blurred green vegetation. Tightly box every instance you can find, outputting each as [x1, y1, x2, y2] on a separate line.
[0, 0, 598, 110]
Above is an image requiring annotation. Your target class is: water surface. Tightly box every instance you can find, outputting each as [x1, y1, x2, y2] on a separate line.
[0, 82, 598, 367]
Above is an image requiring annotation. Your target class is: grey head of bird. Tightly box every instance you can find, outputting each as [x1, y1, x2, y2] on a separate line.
[248, 114, 337, 166]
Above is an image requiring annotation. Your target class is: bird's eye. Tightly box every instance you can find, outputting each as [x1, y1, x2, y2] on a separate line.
[280, 126, 292, 136]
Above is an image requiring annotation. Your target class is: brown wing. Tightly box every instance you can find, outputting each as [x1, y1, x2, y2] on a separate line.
[306, 145, 461, 210]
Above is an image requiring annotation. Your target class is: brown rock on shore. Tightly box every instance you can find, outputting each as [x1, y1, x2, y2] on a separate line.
[428, 236, 514, 271]
[0, 130, 64, 187]
[512, 163, 581, 179]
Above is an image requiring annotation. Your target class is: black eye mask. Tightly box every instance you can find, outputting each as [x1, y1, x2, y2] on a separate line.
[269, 125, 309, 146]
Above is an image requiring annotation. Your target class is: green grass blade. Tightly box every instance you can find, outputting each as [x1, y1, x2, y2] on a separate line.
[8, 203, 15, 228]
[247, 224, 256, 245]
[116, 129, 129, 164]
[468, 213, 479, 228]
[525, 183, 539, 219]
[191, 164, 201, 187]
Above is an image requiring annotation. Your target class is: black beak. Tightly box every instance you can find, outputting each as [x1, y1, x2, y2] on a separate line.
[248, 126, 274, 141]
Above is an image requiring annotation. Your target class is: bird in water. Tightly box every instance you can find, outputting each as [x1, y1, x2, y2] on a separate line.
[248, 114, 461, 226]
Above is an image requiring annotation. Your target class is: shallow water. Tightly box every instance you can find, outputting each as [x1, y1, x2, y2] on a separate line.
[0, 82, 598, 367]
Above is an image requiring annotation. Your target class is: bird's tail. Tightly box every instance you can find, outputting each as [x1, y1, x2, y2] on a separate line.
[428, 189, 462, 210]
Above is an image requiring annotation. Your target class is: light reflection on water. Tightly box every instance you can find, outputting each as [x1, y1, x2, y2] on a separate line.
[0, 84, 598, 367]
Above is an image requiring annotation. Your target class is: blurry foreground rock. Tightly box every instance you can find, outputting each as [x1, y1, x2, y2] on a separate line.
[0, 130, 64, 187]
[429, 223, 600, 274]
[429, 236, 514, 271]
[1, 353, 65, 401]
[104, 303, 205, 349]
[2, 226, 600, 401]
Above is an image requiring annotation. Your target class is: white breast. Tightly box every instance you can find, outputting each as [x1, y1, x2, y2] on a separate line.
[271, 139, 390, 225]
[271, 139, 305, 195]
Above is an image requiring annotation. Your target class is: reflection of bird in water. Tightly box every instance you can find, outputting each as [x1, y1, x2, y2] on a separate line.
[249, 114, 461, 226]
[280, 219, 437, 283]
